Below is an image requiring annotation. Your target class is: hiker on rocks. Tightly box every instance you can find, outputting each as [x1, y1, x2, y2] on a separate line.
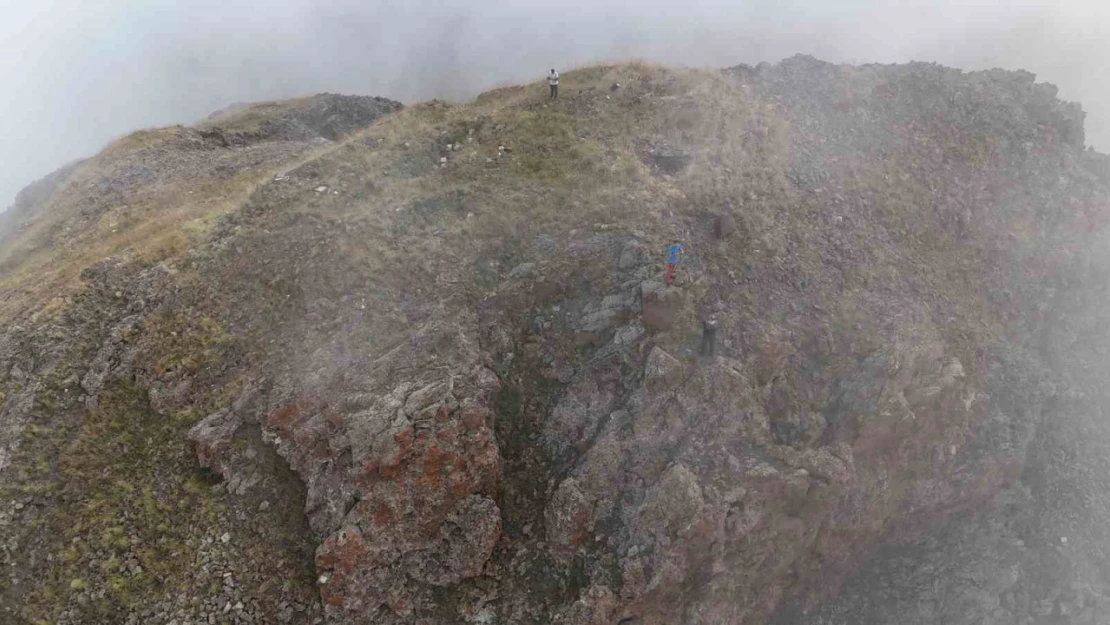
[664, 241, 684, 285]
[548, 69, 560, 100]
[700, 316, 718, 357]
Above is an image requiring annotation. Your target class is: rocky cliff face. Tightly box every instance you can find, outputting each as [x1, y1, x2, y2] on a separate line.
[1, 58, 1109, 625]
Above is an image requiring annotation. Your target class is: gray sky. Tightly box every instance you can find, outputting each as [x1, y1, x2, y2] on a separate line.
[2, 0, 1108, 207]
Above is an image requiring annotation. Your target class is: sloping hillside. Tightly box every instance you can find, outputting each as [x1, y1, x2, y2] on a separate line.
[2, 57, 1109, 625]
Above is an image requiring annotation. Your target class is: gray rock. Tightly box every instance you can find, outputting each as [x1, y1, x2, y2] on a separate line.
[509, 262, 535, 279]
[613, 324, 644, 346]
[645, 143, 691, 174]
[618, 241, 645, 270]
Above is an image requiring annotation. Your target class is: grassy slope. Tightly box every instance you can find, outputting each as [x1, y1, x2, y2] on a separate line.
[0, 122, 333, 325]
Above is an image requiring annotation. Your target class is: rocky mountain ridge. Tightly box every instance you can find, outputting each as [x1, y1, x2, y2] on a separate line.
[2, 57, 1109, 625]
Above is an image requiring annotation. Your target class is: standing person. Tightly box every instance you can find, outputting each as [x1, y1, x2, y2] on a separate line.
[700, 316, 718, 357]
[548, 69, 560, 100]
[665, 241, 684, 285]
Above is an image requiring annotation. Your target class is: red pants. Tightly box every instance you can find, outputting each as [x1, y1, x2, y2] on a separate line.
[664, 263, 676, 285]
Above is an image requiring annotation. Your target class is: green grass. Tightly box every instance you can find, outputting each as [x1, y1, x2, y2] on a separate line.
[20, 382, 225, 623]
[143, 312, 228, 376]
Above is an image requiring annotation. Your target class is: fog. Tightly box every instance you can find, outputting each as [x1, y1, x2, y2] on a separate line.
[2, 0, 1108, 206]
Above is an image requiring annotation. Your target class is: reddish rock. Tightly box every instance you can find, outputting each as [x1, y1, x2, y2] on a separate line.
[303, 366, 504, 618]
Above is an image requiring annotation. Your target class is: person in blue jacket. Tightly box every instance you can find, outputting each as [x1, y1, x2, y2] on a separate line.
[665, 241, 684, 285]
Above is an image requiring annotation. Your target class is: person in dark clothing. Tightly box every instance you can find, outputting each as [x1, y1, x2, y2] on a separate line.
[700, 316, 718, 357]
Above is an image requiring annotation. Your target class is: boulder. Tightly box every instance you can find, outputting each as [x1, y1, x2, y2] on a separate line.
[509, 263, 535, 279]
[641, 281, 683, 331]
[713, 213, 737, 239]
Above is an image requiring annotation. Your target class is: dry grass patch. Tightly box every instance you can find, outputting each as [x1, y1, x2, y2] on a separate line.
[0, 135, 340, 322]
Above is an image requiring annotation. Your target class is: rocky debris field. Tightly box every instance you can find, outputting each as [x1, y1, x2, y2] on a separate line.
[2, 56, 1110, 625]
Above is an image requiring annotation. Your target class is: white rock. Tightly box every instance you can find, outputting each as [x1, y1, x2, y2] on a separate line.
[439, 157, 448, 164]
[315, 186, 328, 193]
[220, 532, 231, 544]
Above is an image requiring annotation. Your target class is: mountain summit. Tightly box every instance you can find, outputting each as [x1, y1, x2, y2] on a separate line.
[2, 57, 1110, 625]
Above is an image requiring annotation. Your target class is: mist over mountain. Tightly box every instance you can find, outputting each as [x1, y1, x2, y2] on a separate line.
[2, 0, 1109, 206]
[4, 2, 1110, 624]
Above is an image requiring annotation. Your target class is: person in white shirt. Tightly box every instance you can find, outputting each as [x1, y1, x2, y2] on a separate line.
[548, 69, 560, 100]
